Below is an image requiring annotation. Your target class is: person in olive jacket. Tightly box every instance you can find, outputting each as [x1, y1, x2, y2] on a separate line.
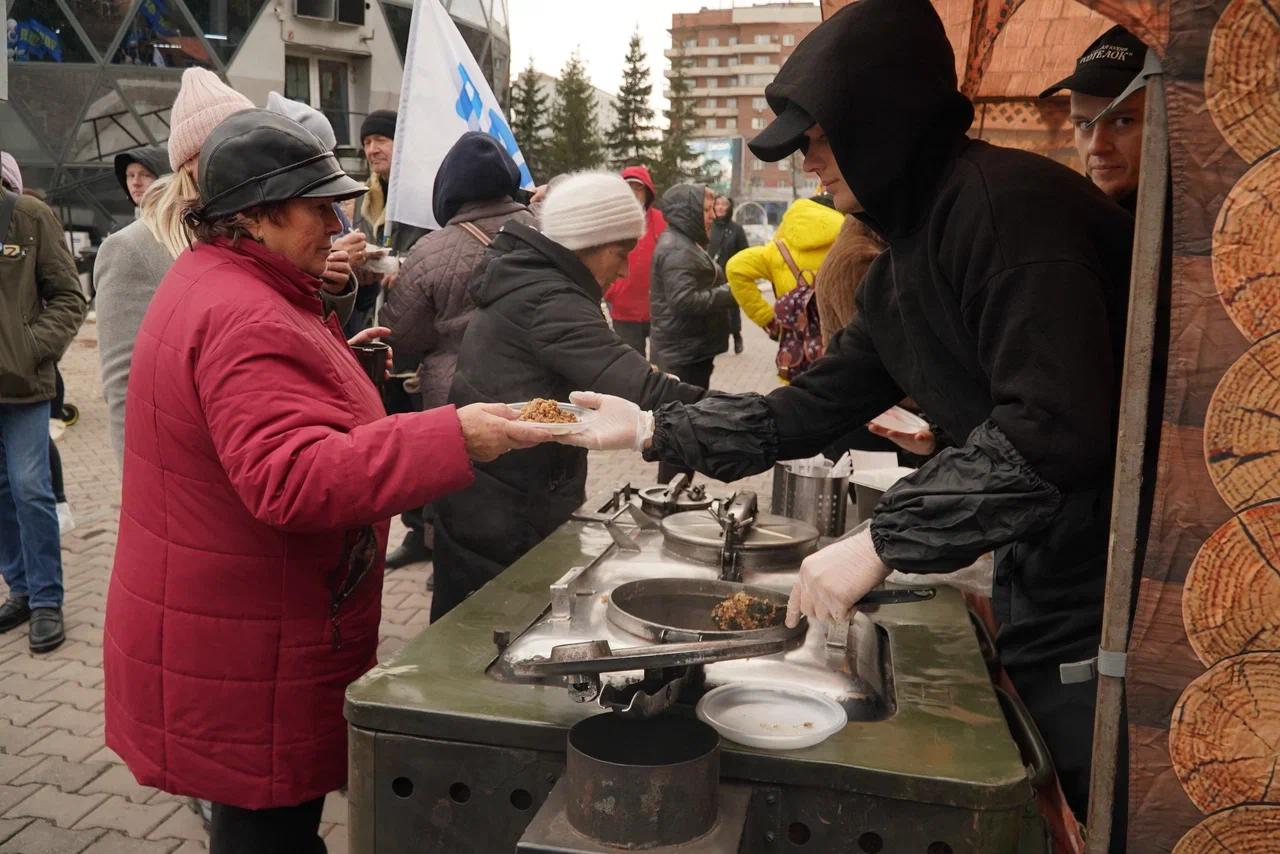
[433, 173, 704, 619]
[0, 162, 88, 653]
[647, 183, 736, 391]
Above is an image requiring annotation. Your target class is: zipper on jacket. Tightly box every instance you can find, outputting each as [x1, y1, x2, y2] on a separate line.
[326, 525, 377, 650]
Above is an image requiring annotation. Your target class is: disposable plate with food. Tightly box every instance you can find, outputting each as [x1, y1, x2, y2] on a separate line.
[506, 401, 595, 434]
[696, 683, 847, 750]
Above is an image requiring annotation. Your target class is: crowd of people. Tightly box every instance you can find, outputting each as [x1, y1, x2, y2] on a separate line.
[0, 0, 1152, 848]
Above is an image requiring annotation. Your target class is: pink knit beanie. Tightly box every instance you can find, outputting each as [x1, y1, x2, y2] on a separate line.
[167, 68, 254, 171]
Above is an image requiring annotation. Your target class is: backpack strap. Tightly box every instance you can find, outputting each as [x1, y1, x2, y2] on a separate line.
[774, 239, 814, 287]
[457, 221, 493, 247]
[0, 188, 18, 247]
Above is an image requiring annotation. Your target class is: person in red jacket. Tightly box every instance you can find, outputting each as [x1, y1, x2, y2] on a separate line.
[603, 165, 665, 357]
[102, 110, 547, 854]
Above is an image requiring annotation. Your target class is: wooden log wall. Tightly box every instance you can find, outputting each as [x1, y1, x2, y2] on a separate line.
[1152, 0, 1280, 849]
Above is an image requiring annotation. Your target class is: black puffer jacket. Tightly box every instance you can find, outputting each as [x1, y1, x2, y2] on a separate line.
[434, 223, 703, 617]
[644, 0, 1133, 672]
[648, 184, 735, 367]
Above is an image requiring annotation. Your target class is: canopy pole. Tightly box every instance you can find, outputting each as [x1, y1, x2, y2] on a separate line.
[1085, 61, 1169, 852]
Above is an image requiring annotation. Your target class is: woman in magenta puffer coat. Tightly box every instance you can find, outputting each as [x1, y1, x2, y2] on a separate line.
[103, 110, 545, 853]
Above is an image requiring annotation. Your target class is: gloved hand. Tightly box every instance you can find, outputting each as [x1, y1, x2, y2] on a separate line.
[556, 391, 655, 451]
[785, 528, 892, 627]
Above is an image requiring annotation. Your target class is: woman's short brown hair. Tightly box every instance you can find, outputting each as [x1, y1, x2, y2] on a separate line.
[186, 201, 289, 246]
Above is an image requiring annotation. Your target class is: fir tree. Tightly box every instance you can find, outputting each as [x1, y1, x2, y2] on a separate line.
[653, 48, 700, 193]
[509, 60, 550, 183]
[605, 31, 657, 169]
[545, 51, 605, 177]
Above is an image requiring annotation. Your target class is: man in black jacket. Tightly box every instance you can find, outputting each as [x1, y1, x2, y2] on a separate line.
[559, 0, 1132, 830]
[709, 195, 748, 354]
[432, 173, 703, 619]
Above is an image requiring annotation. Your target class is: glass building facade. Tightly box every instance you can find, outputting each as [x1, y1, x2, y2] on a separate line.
[3, 0, 511, 235]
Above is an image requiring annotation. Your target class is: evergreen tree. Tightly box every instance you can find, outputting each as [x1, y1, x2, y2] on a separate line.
[509, 60, 550, 183]
[605, 31, 657, 169]
[653, 48, 700, 193]
[545, 51, 605, 177]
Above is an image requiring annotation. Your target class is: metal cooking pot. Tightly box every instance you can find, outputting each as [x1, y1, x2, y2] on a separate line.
[608, 578, 805, 644]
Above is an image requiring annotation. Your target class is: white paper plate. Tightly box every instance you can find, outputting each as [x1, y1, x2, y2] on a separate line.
[696, 683, 847, 750]
[507, 402, 595, 435]
[868, 406, 929, 434]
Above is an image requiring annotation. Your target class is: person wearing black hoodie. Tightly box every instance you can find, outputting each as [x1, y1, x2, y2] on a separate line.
[555, 0, 1133, 834]
[113, 145, 169, 209]
[708, 195, 748, 354]
[431, 173, 703, 619]
[380, 132, 536, 570]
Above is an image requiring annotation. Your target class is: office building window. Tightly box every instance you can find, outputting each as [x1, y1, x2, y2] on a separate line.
[754, 34, 770, 45]
[708, 36, 719, 47]
[728, 36, 737, 46]
[751, 116, 765, 130]
[754, 55, 769, 65]
[752, 158, 764, 171]
[783, 34, 795, 46]
[752, 97, 767, 110]
[707, 56, 718, 67]
[683, 38, 696, 48]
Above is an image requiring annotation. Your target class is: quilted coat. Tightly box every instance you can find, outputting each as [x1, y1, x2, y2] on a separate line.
[103, 237, 474, 809]
[382, 198, 534, 408]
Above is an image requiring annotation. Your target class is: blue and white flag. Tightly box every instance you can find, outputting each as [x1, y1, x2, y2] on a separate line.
[387, 0, 533, 231]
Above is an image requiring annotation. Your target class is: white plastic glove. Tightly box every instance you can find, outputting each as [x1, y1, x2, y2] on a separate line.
[556, 391, 655, 451]
[785, 527, 892, 628]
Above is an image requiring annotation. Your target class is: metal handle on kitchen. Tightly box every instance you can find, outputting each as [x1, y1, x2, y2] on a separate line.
[994, 684, 1055, 790]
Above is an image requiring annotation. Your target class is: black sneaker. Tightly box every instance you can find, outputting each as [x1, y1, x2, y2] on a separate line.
[733, 334, 744, 355]
[0, 597, 31, 632]
[28, 607, 64, 653]
[385, 529, 430, 571]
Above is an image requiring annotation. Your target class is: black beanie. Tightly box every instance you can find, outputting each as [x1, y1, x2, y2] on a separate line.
[432, 132, 523, 226]
[360, 110, 397, 143]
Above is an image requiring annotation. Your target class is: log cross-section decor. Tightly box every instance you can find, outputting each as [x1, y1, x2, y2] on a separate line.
[1205, 0, 1280, 165]
[1172, 805, 1280, 853]
[1203, 334, 1280, 511]
[1212, 153, 1280, 343]
[1183, 502, 1280, 666]
[1169, 652, 1280, 813]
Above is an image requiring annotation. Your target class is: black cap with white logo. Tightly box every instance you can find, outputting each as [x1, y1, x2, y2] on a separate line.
[1038, 25, 1147, 99]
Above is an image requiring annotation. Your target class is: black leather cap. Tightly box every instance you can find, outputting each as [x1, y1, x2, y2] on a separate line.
[195, 109, 366, 220]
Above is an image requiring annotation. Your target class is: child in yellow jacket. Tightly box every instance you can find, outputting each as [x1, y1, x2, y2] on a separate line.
[726, 197, 846, 334]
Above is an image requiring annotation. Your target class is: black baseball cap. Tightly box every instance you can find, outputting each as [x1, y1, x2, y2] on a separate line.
[748, 100, 815, 162]
[1038, 25, 1147, 99]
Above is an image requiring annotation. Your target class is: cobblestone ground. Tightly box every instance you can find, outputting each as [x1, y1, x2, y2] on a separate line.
[0, 312, 778, 852]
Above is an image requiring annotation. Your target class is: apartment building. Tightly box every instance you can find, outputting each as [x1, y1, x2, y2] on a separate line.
[666, 2, 821, 204]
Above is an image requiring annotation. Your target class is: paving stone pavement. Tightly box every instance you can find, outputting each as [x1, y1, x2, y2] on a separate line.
[0, 311, 779, 851]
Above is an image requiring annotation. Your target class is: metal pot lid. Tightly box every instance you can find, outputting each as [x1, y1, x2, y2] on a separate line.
[661, 510, 819, 552]
[637, 484, 714, 514]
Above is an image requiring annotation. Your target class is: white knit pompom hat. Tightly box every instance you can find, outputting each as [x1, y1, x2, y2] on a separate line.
[539, 171, 646, 251]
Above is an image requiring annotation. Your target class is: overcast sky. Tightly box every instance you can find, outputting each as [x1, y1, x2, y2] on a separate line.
[507, 0, 817, 118]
